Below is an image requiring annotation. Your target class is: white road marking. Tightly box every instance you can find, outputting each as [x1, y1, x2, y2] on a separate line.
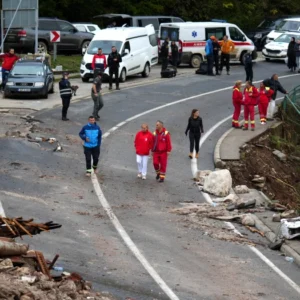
[0, 201, 6, 217]
[0, 190, 48, 205]
[91, 73, 299, 299]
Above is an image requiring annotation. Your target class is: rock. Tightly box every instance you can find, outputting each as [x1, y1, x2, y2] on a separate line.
[241, 214, 255, 226]
[196, 170, 211, 186]
[273, 149, 287, 162]
[281, 210, 298, 219]
[253, 182, 265, 190]
[222, 193, 239, 204]
[215, 159, 227, 169]
[290, 155, 300, 162]
[0, 258, 13, 270]
[203, 169, 232, 197]
[0, 109, 10, 113]
[272, 214, 281, 222]
[20, 296, 33, 300]
[234, 185, 249, 194]
[252, 176, 266, 183]
[5, 130, 21, 137]
[59, 280, 77, 298]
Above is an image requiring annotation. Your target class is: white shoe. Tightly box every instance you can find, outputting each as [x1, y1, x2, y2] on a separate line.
[142, 176, 146, 180]
[137, 173, 142, 178]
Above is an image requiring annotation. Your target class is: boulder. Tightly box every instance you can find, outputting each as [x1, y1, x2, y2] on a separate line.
[241, 214, 255, 226]
[234, 185, 249, 194]
[196, 170, 211, 186]
[273, 150, 287, 162]
[203, 169, 232, 197]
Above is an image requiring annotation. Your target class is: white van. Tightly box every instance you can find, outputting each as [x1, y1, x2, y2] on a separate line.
[80, 25, 158, 82]
[158, 22, 256, 68]
[266, 18, 300, 44]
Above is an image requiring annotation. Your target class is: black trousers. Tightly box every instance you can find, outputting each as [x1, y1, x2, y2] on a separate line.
[220, 53, 230, 72]
[207, 55, 214, 75]
[84, 146, 100, 171]
[109, 68, 119, 88]
[189, 132, 201, 153]
[245, 66, 253, 82]
[61, 96, 71, 118]
[161, 57, 168, 71]
[214, 55, 220, 74]
[171, 59, 178, 72]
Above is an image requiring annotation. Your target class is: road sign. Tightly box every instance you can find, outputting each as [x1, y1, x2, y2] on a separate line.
[50, 31, 61, 43]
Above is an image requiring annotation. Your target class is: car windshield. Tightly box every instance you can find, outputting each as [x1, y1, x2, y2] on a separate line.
[258, 19, 277, 29]
[11, 65, 44, 76]
[277, 20, 300, 32]
[87, 40, 122, 54]
[275, 34, 300, 43]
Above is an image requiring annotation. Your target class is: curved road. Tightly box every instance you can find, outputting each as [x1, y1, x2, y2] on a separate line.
[1, 61, 300, 300]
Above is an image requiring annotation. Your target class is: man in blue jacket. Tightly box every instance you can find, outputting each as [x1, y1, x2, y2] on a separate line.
[205, 36, 215, 76]
[79, 116, 102, 176]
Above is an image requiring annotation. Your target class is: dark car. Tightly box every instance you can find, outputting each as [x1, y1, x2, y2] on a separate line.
[4, 18, 94, 54]
[246, 16, 300, 50]
[4, 58, 54, 99]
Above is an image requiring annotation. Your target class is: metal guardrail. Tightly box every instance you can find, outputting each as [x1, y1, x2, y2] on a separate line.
[282, 86, 300, 127]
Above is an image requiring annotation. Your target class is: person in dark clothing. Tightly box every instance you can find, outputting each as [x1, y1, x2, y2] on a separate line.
[244, 52, 253, 83]
[295, 39, 300, 73]
[212, 38, 221, 75]
[171, 41, 179, 72]
[79, 116, 102, 176]
[59, 72, 72, 121]
[205, 36, 215, 76]
[185, 109, 204, 159]
[263, 74, 288, 120]
[108, 46, 122, 90]
[91, 69, 103, 120]
[287, 37, 297, 72]
[161, 37, 170, 71]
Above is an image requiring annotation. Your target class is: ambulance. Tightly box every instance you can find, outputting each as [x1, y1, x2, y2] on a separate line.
[158, 22, 257, 68]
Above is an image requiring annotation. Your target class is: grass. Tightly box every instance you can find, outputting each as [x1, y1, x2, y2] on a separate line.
[51, 55, 82, 73]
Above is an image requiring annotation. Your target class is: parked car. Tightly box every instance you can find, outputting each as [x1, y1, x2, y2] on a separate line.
[4, 18, 94, 54]
[4, 58, 54, 99]
[266, 17, 300, 44]
[73, 23, 101, 34]
[262, 32, 300, 61]
[80, 25, 158, 82]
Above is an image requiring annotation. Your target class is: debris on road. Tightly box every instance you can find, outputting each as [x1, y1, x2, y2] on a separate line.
[21, 115, 44, 123]
[234, 185, 249, 194]
[281, 217, 300, 240]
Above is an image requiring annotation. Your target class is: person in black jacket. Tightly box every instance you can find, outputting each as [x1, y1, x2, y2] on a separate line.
[263, 74, 288, 120]
[185, 109, 204, 159]
[161, 37, 170, 71]
[108, 46, 122, 90]
[59, 72, 72, 121]
[287, 37, 297, 72]
[244, 52, 253, 83]
[212, 38, 221, 75]
[171, 41, 179, 72]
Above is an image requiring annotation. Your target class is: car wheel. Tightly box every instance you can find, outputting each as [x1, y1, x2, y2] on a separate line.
[142, 63, 150, 77]
[190, 55, 202, 68]
[82, 77, 89, 83]
[81, 41, 90, 55]
[38, 41, 48, 54]
[120, 68, 126, 82]
[49, 83, 54, 94]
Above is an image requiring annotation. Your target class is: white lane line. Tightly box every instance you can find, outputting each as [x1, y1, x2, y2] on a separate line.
[91, 175, 180, 300]
[0, 201, 6, 217]
[91, 73, 299, 299]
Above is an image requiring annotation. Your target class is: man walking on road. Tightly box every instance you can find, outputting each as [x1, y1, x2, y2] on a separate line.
[219, 35, 235, 75]
[0, 48, 19, 90]
[79, 116, 102, 177]
[59, 72, 73, 121]
[205, 36, 215, 76]
[108, 46, 122, 90]
[91, 69, 104, 120]
[152, 121, 172, 183]
[134, 123, 153, 180]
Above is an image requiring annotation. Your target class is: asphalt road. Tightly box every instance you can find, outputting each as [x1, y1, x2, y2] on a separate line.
[1, 61, 300, 300]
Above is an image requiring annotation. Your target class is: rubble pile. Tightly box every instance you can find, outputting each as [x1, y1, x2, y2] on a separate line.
[0, 216, 116, 300]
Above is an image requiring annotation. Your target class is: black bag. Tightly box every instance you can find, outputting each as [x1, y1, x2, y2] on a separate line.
[161, 67, 176, 78]
[195, 62, 207, 75]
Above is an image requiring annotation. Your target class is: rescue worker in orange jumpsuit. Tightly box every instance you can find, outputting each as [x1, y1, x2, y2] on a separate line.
[152, 120, 172, 183]
[232, 80, 243, 128]
[258, 82, 274, 125]
[243, 81, 259, 131]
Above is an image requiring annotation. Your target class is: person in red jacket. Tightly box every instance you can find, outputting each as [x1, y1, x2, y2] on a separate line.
[152, 120, 172, 183]
[0, 48, 19, 90]
[91, 48, 107, 72]
[134, 123, 153, 180]
[243, 81, 259, 131]
[232, 80, 243, 128]
[258, 82, 274, 125]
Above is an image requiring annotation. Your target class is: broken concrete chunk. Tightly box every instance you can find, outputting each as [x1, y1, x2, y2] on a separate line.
[252, 176, 266, 183]
[223, 193, 239, 204]
[272, 214, 281, 222]
[241, 214, 255, 226]
[234, 185, 249, 194]
[281, 210, 298, 219]
[0, 258, 13, 270]
[203, 169, 232, 197]
[273, 149, 287, 162]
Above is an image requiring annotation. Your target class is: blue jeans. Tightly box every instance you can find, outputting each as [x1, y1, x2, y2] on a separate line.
[1, 68, 10, 89]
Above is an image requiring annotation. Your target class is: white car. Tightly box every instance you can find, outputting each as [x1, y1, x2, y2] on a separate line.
[73, 23, 101, 35]
[262, 32, 300, 61]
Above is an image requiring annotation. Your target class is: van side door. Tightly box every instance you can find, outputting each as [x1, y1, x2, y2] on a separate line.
[228, 26, 247, 59]
[121, 41, 135, 75]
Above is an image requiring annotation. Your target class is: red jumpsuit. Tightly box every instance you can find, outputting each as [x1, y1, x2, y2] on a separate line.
[152, 128, 172, 180]
[258, 87, 274, 123]
[232, 85, 243, 127]
[244, 86, 259, 129]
